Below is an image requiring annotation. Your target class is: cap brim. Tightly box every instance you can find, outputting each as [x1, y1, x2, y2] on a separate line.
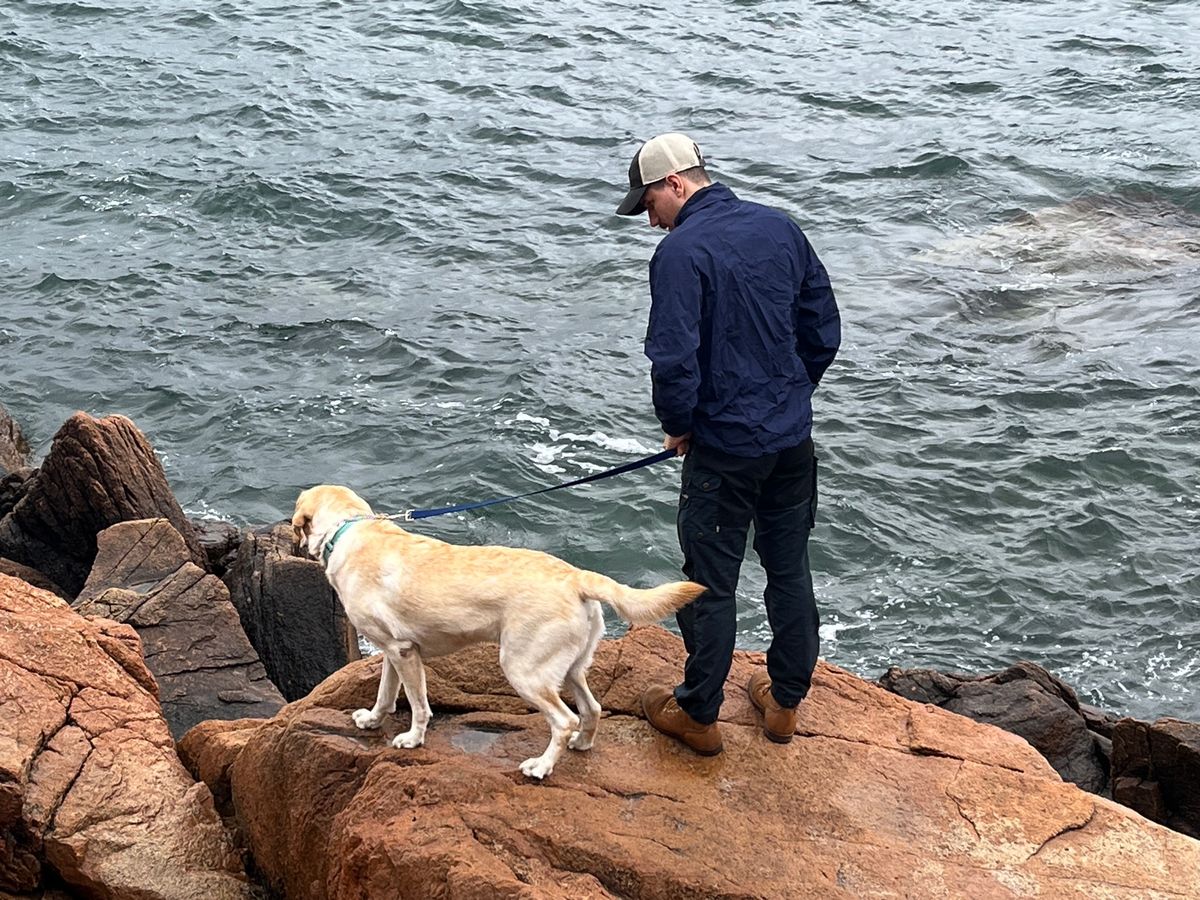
[616, 185, 647, 216]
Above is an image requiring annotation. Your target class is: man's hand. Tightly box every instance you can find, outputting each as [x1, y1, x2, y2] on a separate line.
[663, 432, 691, 457]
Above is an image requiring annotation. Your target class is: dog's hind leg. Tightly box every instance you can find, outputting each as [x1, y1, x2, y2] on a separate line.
[501, 631, 581, 780]
[388, 641, 432, 749]
[353, 654, 400, 730]
[566, 601, 605, 751]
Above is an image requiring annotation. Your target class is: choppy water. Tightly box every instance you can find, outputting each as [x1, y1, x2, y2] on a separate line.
[3, 0, 1198, 720]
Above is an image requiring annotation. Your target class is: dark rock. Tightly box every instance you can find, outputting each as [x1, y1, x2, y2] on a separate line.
[1112, 717, 1152, 779]
[0, 412, 208, 596]
[0, 467, 35, 521]
[1113, 775, 1167, 822]
[1147, 719, 1200, 832]
[1112, 717, 1200, 839]
[74, 519, 285, 738]
[0, 402, 32, 474]
[879, 660, 1108, 793]
[192, 518, 244, 579]
[1080, 702, 1120, 739]
[0, 557, 70, 600]
[224, 523, 359, 702]
[878, 665, 964, 706]
[1092, 731, 1113, 792]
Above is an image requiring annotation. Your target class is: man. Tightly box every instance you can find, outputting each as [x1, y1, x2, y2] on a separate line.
[617, 133, 840, 755]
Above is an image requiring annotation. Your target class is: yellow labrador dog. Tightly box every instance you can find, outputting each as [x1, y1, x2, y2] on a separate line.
[293, 484, 705, 779]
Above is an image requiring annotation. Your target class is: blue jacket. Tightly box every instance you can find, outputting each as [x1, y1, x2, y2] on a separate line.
[644, 182, 841, 457]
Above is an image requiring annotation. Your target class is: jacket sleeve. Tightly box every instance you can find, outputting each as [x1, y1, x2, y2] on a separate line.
[644, 244, 703, 437]
[792, 229, 841, 386]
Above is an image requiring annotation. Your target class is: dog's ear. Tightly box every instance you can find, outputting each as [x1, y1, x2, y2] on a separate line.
[291, 509, 311, 554]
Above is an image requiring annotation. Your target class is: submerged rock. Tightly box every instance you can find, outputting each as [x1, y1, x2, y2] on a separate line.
[0, 573, 252, 897]
[184, 626, 1200, 898]
[916, 195, 1200, 279]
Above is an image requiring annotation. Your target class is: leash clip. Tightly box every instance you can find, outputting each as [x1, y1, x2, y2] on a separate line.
[375, 510, 414, 523]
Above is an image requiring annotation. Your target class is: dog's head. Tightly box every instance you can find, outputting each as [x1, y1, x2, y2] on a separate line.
[291, 484, 375, 560]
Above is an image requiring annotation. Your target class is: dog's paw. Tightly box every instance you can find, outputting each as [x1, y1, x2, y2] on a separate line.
[568, 731, 594, 751]
[391, 731, 425, 749]
[352, 708, 384, 730]
[519, 756, 553, 780]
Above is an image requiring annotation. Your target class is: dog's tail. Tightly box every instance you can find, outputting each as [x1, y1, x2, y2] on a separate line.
[574, 570, 706, 626]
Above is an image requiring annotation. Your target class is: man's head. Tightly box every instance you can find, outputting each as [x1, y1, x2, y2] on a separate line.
[616, 132, 712, 230]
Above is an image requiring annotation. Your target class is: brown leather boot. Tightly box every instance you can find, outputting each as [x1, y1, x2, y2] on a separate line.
[641, 684, 723, 756]
[747, 670, 797, 744]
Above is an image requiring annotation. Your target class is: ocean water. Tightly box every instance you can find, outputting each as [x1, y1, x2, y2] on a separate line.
[2, 0, 1198, 719]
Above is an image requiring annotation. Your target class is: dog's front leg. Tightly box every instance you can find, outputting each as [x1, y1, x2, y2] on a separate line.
[389, 642, 431, 749]
[352, 655, 400, 730]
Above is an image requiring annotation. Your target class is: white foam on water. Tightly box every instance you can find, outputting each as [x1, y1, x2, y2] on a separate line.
[527, 442, 565, 474]
[506, 411, 658, 479]
[819, 613, 875, 646]
[551, 429, 656, 456]
[183, 498, 234, 521]
[511, 411, 550, 429]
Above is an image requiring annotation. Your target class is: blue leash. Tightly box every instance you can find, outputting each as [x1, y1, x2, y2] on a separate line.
[321, 448, 678, 564]
[401, 448, 677, 521]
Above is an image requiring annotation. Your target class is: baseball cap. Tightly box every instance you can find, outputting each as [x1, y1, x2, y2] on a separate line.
[616, 132, 706, 216]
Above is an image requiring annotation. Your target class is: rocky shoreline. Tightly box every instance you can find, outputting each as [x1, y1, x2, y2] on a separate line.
[2, 405, 1198, 897]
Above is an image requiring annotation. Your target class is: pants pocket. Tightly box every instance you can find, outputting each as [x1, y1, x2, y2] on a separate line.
[679, 469, 723, 543]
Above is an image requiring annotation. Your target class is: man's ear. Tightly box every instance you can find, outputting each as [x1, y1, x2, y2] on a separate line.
[665, 172, 687, 198]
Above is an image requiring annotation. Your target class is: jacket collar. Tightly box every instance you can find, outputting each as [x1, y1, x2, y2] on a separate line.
[674, 182, 736, 229]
